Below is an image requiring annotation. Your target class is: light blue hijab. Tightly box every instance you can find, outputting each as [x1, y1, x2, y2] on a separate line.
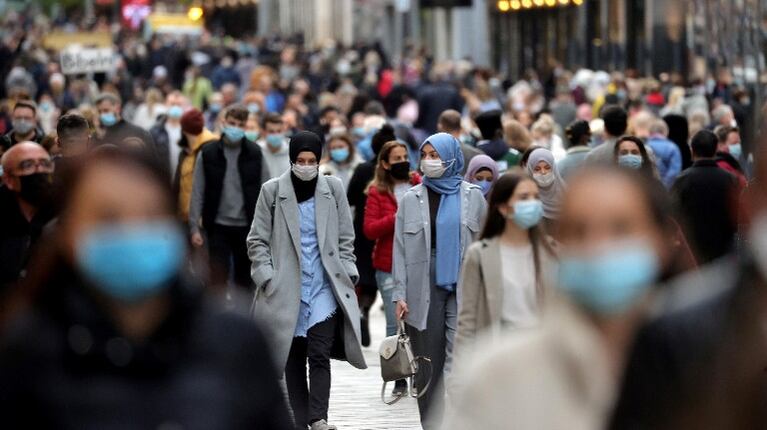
[421, 133, 464, 290]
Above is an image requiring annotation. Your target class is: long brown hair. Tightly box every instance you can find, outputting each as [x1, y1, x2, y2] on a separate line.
[369, 140, 410, 194]
[480, 169, 556, 293]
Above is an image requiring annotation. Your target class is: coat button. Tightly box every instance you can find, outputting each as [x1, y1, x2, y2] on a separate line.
[329, 251, 334, 256]
[346, 293, 351, 299]
[335, 273, 340, 278]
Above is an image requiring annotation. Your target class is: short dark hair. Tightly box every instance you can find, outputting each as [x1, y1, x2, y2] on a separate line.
[262, 112, 283, 128]
[56, 113, 90, 140]
[364, 101, 385, 116]
[614, 135, 655, 179]
[601, 105, 628, 137]
[95, 92, 121, 107]
[714, 125, 739, 143]
[690, 130, 719, 158]
[320, 105, 340, 118]
[438, 110, 462, 133]
[225, 104, 249, 122]
[13, 100, 37, 114]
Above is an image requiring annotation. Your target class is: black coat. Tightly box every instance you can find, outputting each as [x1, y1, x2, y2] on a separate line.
[97, 119, 155, 152]
[346, 160, 376, 287]
[0, 269, 291, 429]
[671, 160, 738, 264]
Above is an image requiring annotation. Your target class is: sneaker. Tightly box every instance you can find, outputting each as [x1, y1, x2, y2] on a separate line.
[392, 379, 408, 397]
[310, 419, 337, 430]
[360, 317, 370, 347]
[410, 386, 418, 397]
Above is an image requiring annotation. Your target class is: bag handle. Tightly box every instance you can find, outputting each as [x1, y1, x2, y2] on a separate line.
[381, 356, 433, 405]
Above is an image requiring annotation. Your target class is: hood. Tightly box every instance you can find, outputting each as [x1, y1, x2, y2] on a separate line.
[191, 128, 218, 152]
[477, 138, 509, 161]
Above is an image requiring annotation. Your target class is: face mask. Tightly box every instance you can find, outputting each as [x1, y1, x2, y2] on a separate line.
[510, 199, 543, 229]
[19, 172, 52, 206]
[76, 221, 185, 303]
[99, 112, 117, 127]
[352, 127, 366, 138]
[533, 172, 555, 187]
[618, 154, 643, 169]
[330, 148, 350, 163]
[266, 134, 284, 148]
[292, 163, 318, 181]
[12, 119, 35, 135]
[421, 159, 447, 178]
[475, 179, 493, 195]
[245, 130, 259, 142]
[209, 103, 222, 113]
[390, 161, 410, 180]
[223, 126, 244, 143]
[40, 102, 53, 113]
[558, 239, 659, 315]
[729, 143, 742, 159]
[247, 103, 260, 114]
[167, 105, 183, 119]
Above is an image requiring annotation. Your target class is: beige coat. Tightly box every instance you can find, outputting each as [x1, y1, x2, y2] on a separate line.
[447, 298, 615, 430]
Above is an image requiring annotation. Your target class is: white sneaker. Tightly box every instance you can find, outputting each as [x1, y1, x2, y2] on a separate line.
[310, 419, 337, 430]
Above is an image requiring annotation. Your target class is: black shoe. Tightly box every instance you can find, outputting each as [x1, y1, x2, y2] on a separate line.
[360, 317, 370, 347]
[392, 379, 408, 397]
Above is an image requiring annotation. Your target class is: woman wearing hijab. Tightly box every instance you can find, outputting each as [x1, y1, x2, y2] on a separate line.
[392, 133, 487, 430]
[526, 148, 565, 232]
[464, 154, 500, 198]
[247, 131, 366, 430]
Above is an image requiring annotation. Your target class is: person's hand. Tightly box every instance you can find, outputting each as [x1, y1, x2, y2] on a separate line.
[395, 300, 409, 321]
[191, 232, 204, 248]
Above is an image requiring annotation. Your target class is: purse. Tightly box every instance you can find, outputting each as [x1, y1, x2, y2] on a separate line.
[379, 320, 432, 405]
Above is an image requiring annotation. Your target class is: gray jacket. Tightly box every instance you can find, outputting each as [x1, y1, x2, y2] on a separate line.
[247, 171, 366, 371]
[392, 182, 487, 331]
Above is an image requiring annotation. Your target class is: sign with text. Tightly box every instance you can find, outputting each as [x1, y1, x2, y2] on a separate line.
[60, 47, 115, 75]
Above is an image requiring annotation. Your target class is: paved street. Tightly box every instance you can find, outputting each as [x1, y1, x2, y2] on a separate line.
[328, 297, 422, 429]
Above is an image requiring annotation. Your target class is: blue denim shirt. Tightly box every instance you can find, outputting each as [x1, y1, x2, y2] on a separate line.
[294, 197, 338, 337]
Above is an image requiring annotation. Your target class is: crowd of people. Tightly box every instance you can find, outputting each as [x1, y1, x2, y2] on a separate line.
[0, 7, 765, 430]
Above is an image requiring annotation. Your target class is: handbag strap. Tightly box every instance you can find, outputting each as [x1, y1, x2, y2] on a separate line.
[380, 356, 433, 405]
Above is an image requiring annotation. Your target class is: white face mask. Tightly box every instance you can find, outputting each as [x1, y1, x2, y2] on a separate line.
[421, 159, 446, 178]
[292, 163, 318, 181]
[534, 172, 555, 187]
[750, 213, 767, 279]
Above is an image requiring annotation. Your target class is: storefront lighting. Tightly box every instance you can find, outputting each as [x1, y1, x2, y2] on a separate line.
[498, 0, 510, 11]
[510, 0, 521, 9]
[497, 0, 580, 12]
[521, 0, 532, 8]
[534, 0, 544, 6]
[187, 6, 204, 21]
[545, 0, 556, 6]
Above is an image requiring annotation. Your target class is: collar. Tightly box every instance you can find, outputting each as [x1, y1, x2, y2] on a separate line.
[693, 159, 719, 167]
[566, 146, 591, 154]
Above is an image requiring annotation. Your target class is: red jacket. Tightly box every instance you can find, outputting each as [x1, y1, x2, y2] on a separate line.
[363, 174, 421, 272]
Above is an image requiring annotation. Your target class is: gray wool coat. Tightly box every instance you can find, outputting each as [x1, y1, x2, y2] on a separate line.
[392, 182, 487, 331]
[247, 171, 367, 371]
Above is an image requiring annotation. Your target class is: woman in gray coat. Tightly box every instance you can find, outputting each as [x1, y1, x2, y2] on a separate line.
[247, 131, 366, 430]
[392, 132, 487, 430]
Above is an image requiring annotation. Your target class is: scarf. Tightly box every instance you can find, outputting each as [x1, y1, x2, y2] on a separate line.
[526, 148, 565, 219]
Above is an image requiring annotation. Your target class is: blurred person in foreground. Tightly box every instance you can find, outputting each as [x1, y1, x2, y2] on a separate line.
[0, 150, 290, 429]
[609, 146, 767, 429]
[247, 131, 366, 430]
[447, 166, 678, 430]
[0, 142, 55, 290]
[671, 130, 738, 264]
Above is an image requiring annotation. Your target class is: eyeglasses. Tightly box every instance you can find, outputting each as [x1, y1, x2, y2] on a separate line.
[17, 158, 54, 175]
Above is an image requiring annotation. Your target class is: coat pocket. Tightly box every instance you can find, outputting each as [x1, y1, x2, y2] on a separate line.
[403, 221, 429, 264]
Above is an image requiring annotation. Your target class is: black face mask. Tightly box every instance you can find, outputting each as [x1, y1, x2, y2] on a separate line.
[19, 173, 52, 206]
[390, 161, 410, 180]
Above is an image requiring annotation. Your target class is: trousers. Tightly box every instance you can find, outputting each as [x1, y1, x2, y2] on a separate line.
[207, 224, 252, 289]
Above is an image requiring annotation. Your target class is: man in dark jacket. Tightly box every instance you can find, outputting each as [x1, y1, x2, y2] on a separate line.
[0, 100, 45, 152]
[671, 129, 738, 264]
[149, 91, 187, 178]
[0, 142, 55, 290]
[473, 109, 508, 162]
[94, 92, 154, 150]
[415, 70, 463, 135]
[189, 105, 270, 290]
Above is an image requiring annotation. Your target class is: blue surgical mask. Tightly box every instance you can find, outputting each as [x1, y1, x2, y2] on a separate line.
[100, 112, 117, 127]
[76, 221, 186, 303]
[330, 147, 350, 163]
[618, 154, 643, 169]
[352, 127, 366, 138]
[729, 143, 742, 159]
[510, 199, 544, 229]
[223, 126, 244, 142]
[245, 130, 259, 142]
[475, 179, 493, 195]
[558, 240, 659, 315]
[266, 134, 284, 148]
[167, 105, 183, 119]
[247, 103, 260, 114]
[209, 103, 222, 113]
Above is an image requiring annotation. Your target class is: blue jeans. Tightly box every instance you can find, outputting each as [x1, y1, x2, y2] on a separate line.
[375, 270, 398, 337]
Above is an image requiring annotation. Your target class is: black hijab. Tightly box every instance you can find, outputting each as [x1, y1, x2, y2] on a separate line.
[289, 131, 322, 203]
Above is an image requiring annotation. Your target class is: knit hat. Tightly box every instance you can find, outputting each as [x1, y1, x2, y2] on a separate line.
[180, 109, 204, 135]
[371, 123, 397, 156]
[289, 131, 323, 163]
